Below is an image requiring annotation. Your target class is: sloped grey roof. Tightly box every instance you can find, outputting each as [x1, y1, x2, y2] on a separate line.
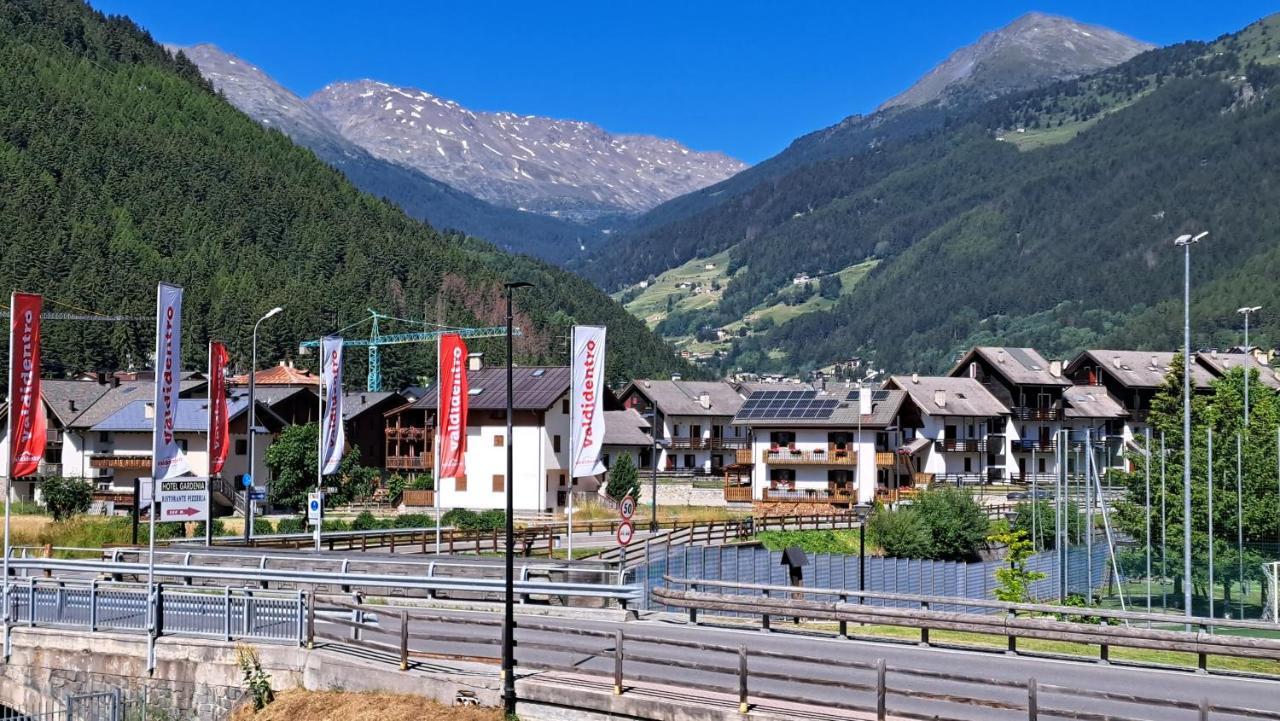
[40, 380, 111, 426]
[886, 376, 1008, 417]
[68, 380, 205, 429]
[1068, 350, 1213, 390]
[1063, 386, 1126, 419]
[624, 379, 745, 417]
[410, 367, 569, 412]
[731, 389, 905, 428]
[343, 391, 399, 420]
[603, 409, 652, 447]
[732, 381, 814, 395]
[957, 347, 1071, 387]
[1195, 351, 1280, 391]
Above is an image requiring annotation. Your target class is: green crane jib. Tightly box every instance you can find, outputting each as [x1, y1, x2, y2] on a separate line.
[299, 310, 520, 392]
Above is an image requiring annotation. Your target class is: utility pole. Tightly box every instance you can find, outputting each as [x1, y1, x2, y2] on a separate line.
[1174, 231, 1207, 623]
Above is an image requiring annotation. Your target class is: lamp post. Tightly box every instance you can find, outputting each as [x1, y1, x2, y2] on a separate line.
[245, 306, 283, 542]
[853, 502, 872, 602]
[649, 438, 668, 533]
[501, 280, 532, 717]
[1237, 306, 1261, 427]
[1174, 231, 1206, 621]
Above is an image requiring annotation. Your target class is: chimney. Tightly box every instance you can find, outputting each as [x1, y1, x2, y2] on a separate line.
[1150, 356, 1159, 369]
[911, 373, 919, 384]
[859, 387, 872, 415]
[69, 400, 77, 413]
[1112, 356, 1122, 369]
[468, 352, 484, 371]
[1049, 360, 1062, 377]
[360, 394, 366, 404]
[144, 402, 155, 420]
[699, 392, 711, 409]
[934, 390, 947, 408]
[111, 376, 120, 388]
[996, 350, 1006, 364]
[671, 373, 682, 382]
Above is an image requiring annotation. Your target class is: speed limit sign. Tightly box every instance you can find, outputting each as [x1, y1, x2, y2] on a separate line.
[620, 494, 636, 520]
[616, 520, 635, 547]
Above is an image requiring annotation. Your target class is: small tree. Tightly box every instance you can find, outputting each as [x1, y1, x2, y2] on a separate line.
[605, 454, 640, 502]
[989, 528, 1046, 603]
[41, 476, 92, 520]
[264, 422, 365, 511]
[868, 506, 933, 559]
[914, 486, 990, 561]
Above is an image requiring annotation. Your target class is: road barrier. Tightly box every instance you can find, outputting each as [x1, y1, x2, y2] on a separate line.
[309, 596, 1280, 721]
[3, 577, 303, 644]
[656, 576, 1280, 672]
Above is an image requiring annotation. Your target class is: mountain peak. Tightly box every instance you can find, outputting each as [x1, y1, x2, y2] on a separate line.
[877, 13, 1153, 112]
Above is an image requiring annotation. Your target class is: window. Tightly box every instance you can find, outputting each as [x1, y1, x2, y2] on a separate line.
[493, 435, 504, 447]
[561, 399, 569, 414]
[1038, 457, 1046, 473]
[683, 454, 695, 468]
[553, 435, 562, 453]
[235, 439, 247, 456]
[98, 431, 110, 444]
[492, 474, 505, 492]
[964, 457, 972, 473]
[455, 475, 467, 492]
[176, 439, 188, 452]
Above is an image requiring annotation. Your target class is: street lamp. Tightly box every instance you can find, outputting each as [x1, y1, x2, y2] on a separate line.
[501, 280, 532, 717]
[1237, 306, 1262, 427]
[852, 503, 873, 602]
[1174, 231, 1206, 621]
[649, 437, 669, 533]
[246, 306, 284, 542]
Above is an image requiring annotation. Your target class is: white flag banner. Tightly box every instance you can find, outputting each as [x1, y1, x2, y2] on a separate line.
[151, 283, 189, 480]
[319, 336, 345, 475]
[570, 325, 607, 478]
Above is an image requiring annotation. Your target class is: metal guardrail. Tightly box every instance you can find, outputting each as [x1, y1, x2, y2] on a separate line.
[310, 597, 1280, 721]
[657, 576, 1280, 672]
[3, 577, 302, 644]
[5, 558, 642, 606]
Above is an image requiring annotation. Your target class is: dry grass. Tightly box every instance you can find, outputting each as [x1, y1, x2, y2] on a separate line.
[568, 501, 745, 524]
[230, 690, 502, 721]
[9, 515, 53, 544]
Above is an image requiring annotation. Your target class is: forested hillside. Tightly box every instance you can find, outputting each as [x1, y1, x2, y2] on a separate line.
[587, 14, 1280, 376]
[0, 0, 688, 386]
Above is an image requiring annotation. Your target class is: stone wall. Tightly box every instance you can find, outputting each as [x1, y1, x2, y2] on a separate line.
[634, 480, 728, 507]
[0, 628, 500, 719]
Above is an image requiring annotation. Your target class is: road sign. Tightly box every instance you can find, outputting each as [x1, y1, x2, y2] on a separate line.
[139, 478, 153, 509]
[241, 474, 253, 488]
[157, 478, 208, 521]
[616, 520, 635, 547]
[161, 504, 207, 522]
[620, 494, 636, 520]
[307, 492, 322, 524]
[249, 486, 267, 502]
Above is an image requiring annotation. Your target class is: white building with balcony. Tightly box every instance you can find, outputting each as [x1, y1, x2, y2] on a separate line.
[883, 375, 1011, 486]
[618, 379, 748, 477]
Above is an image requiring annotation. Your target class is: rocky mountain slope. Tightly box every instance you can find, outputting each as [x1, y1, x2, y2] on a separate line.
[587, 12, 1280, 375]
[878, 12, 1152, 111]
[174, 43, 602, 262]
[309, 80, 747, 221]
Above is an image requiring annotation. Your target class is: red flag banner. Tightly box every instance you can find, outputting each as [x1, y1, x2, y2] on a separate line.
[8, 293, 46, 479]
[437, 334, 468, 479]
[208, 341, 229, 475]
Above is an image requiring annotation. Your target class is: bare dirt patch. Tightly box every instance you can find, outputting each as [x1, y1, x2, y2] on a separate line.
[230, 690, 503, 721]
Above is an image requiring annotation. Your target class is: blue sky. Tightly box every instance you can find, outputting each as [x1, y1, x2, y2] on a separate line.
[96, 0, 1278, 163]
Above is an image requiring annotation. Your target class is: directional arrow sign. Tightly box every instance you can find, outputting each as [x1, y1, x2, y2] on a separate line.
[162, 505, 207, 522]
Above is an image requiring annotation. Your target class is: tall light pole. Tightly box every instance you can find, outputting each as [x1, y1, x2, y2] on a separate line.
[245, 306, 283, 542]
[1237, 306, 1261, 427]
[501, 280, 532, 717]
[1175, 231, 1206, 621]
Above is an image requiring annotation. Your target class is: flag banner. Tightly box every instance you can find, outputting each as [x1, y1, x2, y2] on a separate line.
[319, 336, 344, 475]
[152, 283, 189, 480]
[8, 293, 46, 479]
[570, 325, 607, 478]
[208, 341, 229, 476]
[437, 334, 468, 479]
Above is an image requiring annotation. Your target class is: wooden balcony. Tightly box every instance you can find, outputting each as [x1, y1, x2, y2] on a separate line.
[762, 488, 854, 504]
[874, 451, 896, 467]
[723, 485, 753, 503]
[385, 425, 427, 440]
[1012, 406, 1063, 421]
[385, 454, 433, 471]
[88, 454, 150, 470]
[761, 446, 856, 466]
[668, 437, 750, 450]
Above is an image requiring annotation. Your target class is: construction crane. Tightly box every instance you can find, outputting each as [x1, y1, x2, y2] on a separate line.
[299, 309, 520, 392]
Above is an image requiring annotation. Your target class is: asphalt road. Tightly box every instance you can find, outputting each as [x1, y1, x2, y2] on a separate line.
[331, 606, 1280, 721]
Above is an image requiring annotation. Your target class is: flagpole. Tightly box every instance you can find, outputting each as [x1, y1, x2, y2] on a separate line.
[206, 341, 214, 548]
[2, 292, 15, 662]
[315, 338, 323, 552]
[434, 335, 442, 554]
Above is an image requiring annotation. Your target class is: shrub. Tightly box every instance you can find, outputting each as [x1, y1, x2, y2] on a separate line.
[386, 473, 408, 501]
[441, 508, 505, 532]
[321, 519, 350, 532]
[393, 513, 434, 528]
[867, 506, 932, 559]
[352, 510, 391, 531]
[275, 516, 306, 534]
[252, 517, 275, 535]
[913, 487, 989, 561]
[477, 509, 505, 531]
[604, 454, 640, 502]
[408, 475, 434, 491]
[755, 530, 861, 554]
[41, 476, 93, 521]
[192, 519, 228, 538]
